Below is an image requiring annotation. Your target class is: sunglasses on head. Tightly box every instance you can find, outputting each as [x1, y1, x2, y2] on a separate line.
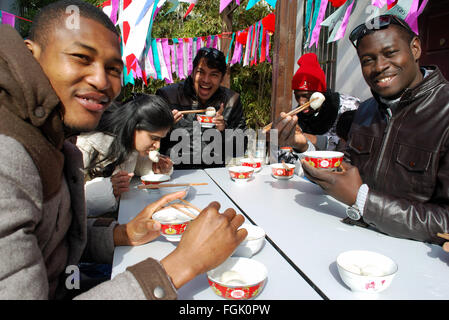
[349, 14, 415, 48]
[198, 47, 224, 59]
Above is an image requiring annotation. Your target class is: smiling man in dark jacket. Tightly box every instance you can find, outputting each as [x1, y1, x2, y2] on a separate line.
[301, 14, 449, 245]
[157, 47, 247, 169]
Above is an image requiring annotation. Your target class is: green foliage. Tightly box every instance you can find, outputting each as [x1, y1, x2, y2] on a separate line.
[230, 62, 272, 129]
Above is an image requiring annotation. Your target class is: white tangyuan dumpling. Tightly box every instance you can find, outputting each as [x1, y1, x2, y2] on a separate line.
[345, 264, 362, 275]
[149, 150, 160, 163]
[205, 107, 216, 117]
[220, 270, 246, 286]
[360, 265, 386, 277]
[310, 92, 326, 110]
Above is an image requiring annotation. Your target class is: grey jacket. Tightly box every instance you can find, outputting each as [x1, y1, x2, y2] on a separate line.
[0, 25, 177, 300]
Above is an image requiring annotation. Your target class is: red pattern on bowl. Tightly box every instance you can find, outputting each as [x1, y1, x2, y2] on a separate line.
[228, 166, 255, 180]
[270, 163, 295, 178]
[239, 159, 263, 170]
[207, 279, 266, 300]
[197, 115, 214, 123]
[303, 151, 343, 169]
[207, 257, 268, 300]
[141, 174, 170, 185]
[160, 222, 189, 235]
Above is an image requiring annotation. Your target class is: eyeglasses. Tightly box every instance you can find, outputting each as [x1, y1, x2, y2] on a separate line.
[349, 14, 415, 48]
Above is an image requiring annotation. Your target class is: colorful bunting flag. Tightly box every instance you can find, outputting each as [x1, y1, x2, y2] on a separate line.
[0, 11, 15, 27]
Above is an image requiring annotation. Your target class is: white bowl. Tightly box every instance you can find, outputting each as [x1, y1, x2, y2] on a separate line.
[232, 224, 265, 258]
[336, 250, 398, 293]
[141, 173, 171, 185]
[207, 257, 268, 300]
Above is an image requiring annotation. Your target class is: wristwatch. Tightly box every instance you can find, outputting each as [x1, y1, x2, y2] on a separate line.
[346, 204, 361, 221]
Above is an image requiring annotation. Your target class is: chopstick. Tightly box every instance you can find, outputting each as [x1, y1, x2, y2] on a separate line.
[262, 98, 318, 133]
[179, 198, 202, 213]
[167, 203, 197, 219]
[281, 160, 290, 170]
[437, 232, 449, 241]
[138, 183, 208, 190]
[179, 109, 208, 114]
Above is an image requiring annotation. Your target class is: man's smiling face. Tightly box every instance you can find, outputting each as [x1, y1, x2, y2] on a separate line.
[192, 58, 224, 105]
[357, 25, 422, 99]
[25, 16, 123, 132]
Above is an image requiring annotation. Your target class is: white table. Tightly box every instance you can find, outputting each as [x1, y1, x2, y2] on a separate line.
[204, 166, 449, 300]
[111, 169, 322, 300]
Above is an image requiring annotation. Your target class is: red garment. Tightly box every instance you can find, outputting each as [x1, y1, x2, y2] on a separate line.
[291, 53, 326, 92]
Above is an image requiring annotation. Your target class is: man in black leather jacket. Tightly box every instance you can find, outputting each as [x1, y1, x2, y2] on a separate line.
[300, 14, 449, 245]
[157, 47, 247, 169]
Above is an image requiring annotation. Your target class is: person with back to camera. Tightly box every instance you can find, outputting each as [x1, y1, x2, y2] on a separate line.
[291, 53, 360, 152]
[77, 93, 175, 217]
[156, 47, 247, 169]
[0, 0, 247, 300]
[273, 53, 359, 168]
[299, 14, 449, 246]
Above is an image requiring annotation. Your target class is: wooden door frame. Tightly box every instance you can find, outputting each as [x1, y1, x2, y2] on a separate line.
[270, 0, 298, 121]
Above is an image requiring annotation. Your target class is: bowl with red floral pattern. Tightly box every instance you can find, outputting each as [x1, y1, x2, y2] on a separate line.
[239, 157, 264, 173]
[270, 163, 295, 179]
[303, 151, 344, 170]
[152, 206, 197, 242]
[207, 257, 267, 300]
[228, 166, 255, 183]
[197, 115, 215, 128]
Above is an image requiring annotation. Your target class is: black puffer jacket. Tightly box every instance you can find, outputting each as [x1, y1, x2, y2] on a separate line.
[157, 77, 247, 168]
[347, 66, 449, 244]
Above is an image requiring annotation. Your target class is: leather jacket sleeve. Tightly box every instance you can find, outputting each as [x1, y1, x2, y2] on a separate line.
[222, 92, 247, 130]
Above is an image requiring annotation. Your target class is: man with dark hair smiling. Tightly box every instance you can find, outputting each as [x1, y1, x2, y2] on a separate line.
[0, 0, 246, 300]
[300, 14, 449, 246]
[157, 47, 247, 169]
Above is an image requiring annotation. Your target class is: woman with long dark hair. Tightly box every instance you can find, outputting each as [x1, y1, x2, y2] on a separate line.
[77, 93, 175, 216]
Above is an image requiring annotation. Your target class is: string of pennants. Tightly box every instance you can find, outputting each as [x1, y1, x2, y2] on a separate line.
[121, 12, 276, 86]
[0, 10, 33, 27]
[304, 0, 428, 48]
[102, 0, 276, 86]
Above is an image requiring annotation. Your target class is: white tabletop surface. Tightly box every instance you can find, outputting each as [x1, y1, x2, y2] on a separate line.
[204, 165, 449, 300]
[111, 169, 322, 300]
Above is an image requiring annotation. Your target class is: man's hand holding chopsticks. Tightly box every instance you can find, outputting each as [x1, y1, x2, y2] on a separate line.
[271, 112, 308, 152]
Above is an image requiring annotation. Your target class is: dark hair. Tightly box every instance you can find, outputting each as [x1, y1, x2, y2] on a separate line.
[336, 110, 356, 142]
[192, 47, 227, 76]
[87, 94, 174, 177]
[29, 0, 119, 49]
